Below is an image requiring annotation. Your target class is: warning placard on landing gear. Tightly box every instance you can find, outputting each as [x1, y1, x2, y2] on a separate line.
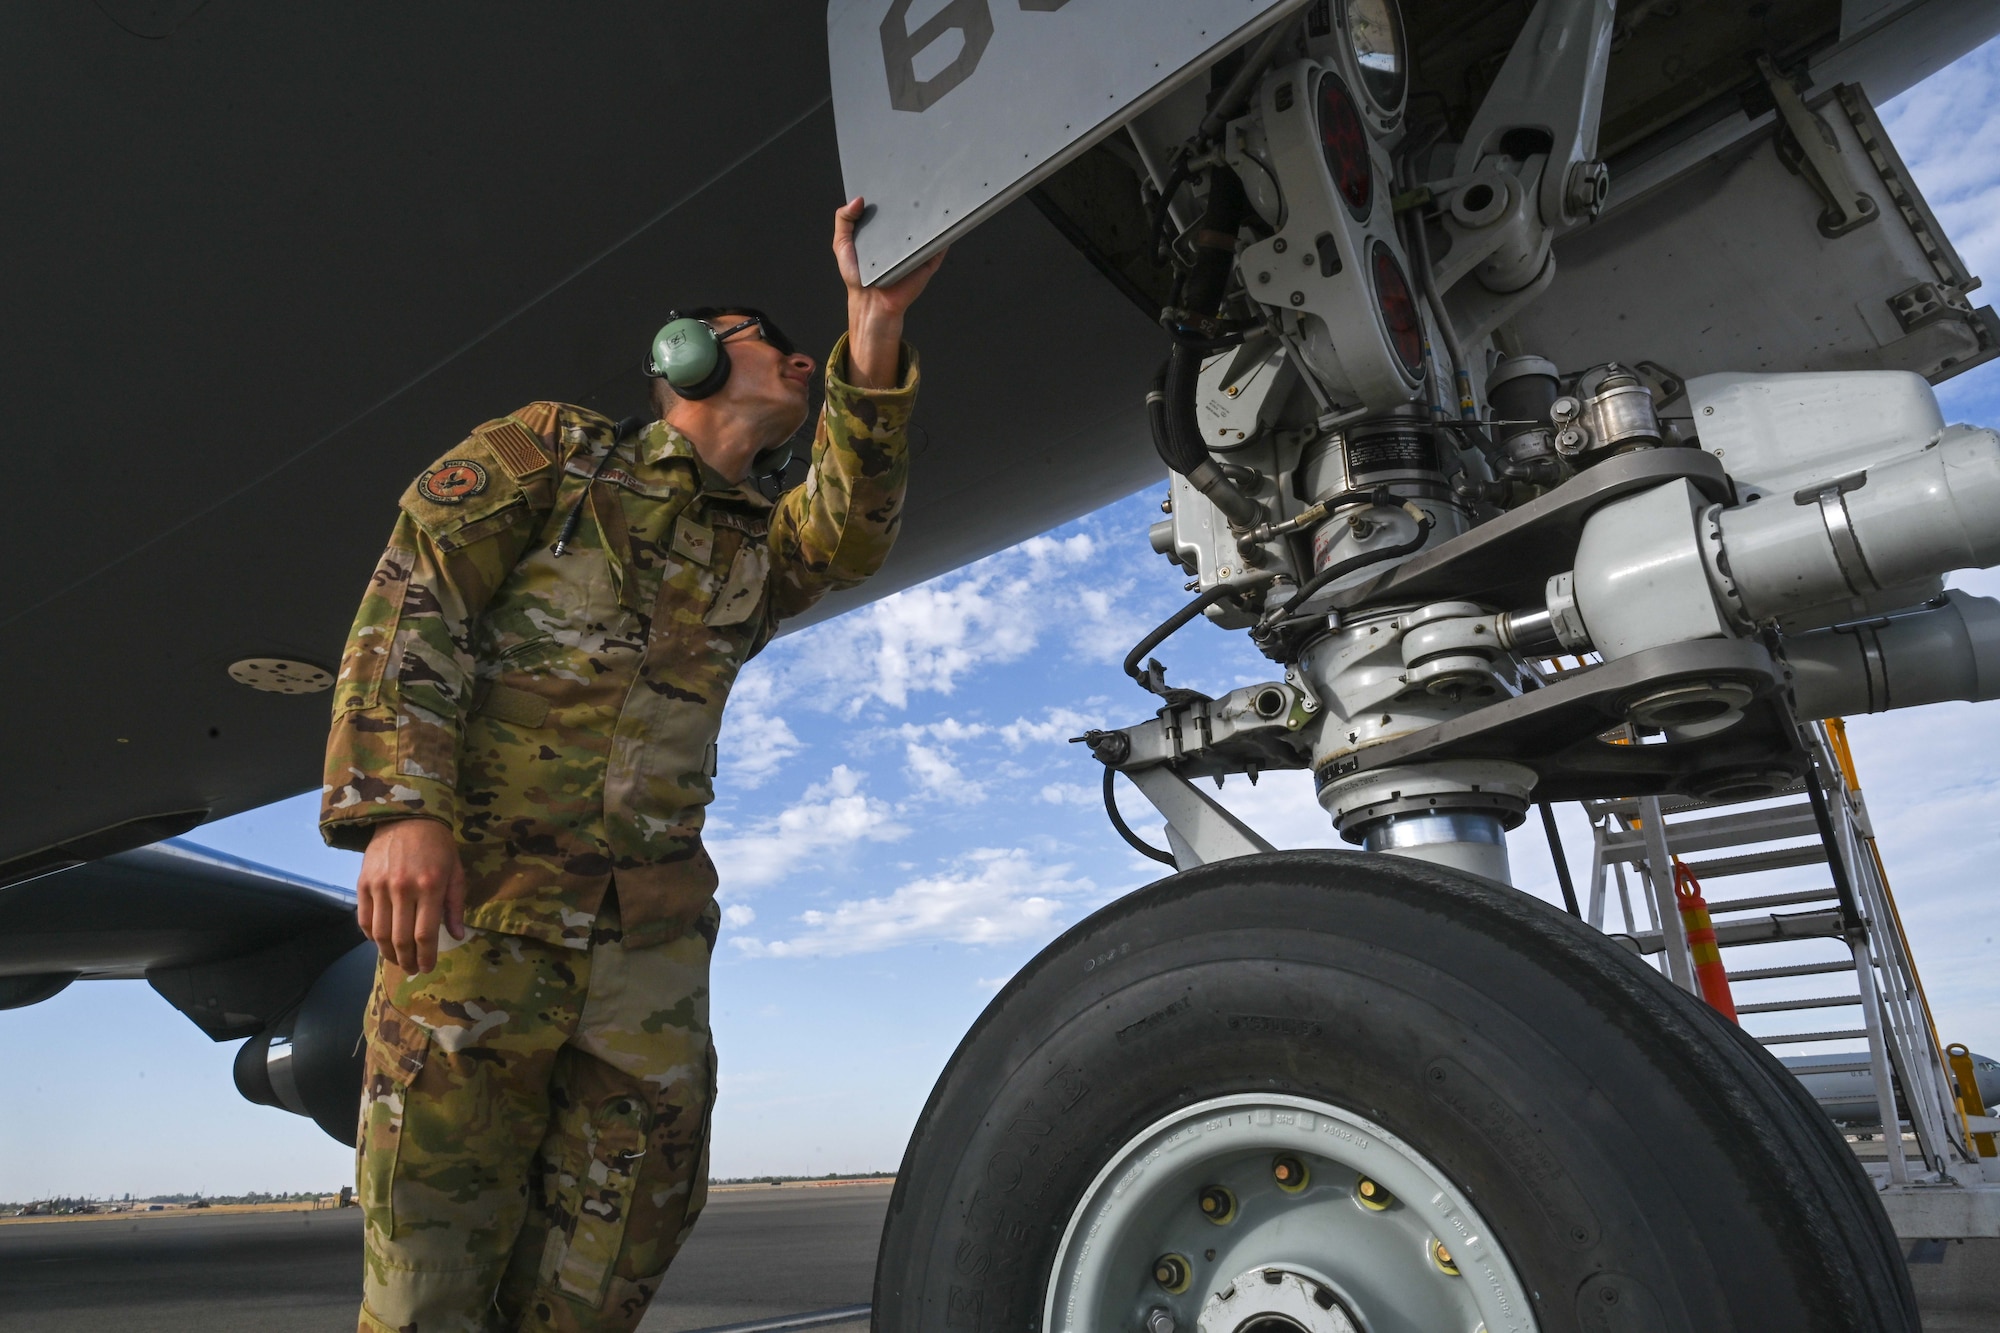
[828, 0, 1308, 285]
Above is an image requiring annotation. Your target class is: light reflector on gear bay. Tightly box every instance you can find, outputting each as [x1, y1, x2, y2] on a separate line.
[1316, 71, 1373, 220]
[227, 658, 333, 694]
[1371, 240, 1424, 377]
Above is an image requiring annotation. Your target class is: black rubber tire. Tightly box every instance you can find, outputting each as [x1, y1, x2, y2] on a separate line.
[872, 850, 1916, 1332]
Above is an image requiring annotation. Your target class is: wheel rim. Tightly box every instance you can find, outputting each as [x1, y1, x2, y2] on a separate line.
[1043, 1093, 1537, 1333]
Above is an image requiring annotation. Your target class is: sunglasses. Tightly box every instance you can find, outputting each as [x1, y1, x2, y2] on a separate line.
[668, 306, 799, 359]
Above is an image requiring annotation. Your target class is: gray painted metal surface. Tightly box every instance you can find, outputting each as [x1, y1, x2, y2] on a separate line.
[1126, 764, 1276, 869]
[828, 0, 1304, 284]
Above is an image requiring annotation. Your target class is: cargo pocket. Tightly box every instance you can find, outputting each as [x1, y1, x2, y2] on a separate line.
[552, 1091, 651, 1307]
[356, 987, 431, 1238]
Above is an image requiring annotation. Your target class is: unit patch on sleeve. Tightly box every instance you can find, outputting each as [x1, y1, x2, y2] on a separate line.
[419, 459, 490, 504]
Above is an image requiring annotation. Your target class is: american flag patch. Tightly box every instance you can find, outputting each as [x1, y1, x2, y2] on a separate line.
[479, 418, 552, 479]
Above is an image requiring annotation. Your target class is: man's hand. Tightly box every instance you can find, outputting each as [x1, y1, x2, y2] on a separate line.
[356, 817, 466, 975]
[834, 196, 944, 390]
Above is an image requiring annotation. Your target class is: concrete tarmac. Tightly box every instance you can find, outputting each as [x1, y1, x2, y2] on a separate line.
[0, 1183, 889, 1333]
[2, 1182, 1990, 1330]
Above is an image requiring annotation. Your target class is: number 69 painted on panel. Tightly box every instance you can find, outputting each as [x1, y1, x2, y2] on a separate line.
[881, 0, 1072, 112]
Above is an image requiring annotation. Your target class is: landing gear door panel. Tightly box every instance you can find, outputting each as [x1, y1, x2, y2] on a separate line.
[1512, 81, 1998, 386]
[828, 0, 1308, 285]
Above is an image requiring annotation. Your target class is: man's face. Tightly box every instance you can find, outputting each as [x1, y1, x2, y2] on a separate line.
[711, 314, 817, 443]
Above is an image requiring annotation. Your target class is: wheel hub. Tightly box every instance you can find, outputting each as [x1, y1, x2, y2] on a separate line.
[1198, 1267, 1358, 1333]
[1043, 1093, 1535, 1333]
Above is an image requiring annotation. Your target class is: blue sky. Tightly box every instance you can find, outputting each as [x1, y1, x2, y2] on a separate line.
[6, 37, 2000, 1199]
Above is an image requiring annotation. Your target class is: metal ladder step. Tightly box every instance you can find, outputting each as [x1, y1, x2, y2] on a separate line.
[1728, 959, 1856, 982]
[1682, 844, 1829, 878]
[1664, 791, 1804, 816]
[1714, 909, 1847, 946]
[1756, 1028, 1870, 1045]
[1660, 803, 1821, 853]
[1585, 787, 1805, 820]
[1784, 1059, 1874, 1075]
[1707, 888, 1838, 914]
[1617, 908, 1847, 956]
[1735, 994, 1862, 1015]
[1595, 806, 1821, 861]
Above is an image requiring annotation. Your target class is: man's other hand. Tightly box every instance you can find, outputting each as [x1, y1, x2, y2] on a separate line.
[357, 818, 466, 975]
[835, 196, 944, 390]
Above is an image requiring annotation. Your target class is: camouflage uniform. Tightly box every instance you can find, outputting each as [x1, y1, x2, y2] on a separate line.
[322, 336, 917, 1332]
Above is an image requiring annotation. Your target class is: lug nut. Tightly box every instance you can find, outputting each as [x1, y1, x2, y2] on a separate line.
[1197, 1184, 1237, 1225]
[1354, 1177, 1393, 1211]
[1152, 1252, 1192, 1294]
[1271, 1154, 1309, 1193]
[1429, 1237, 1460, 1276]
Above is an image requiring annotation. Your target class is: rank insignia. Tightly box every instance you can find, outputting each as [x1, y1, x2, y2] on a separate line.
[419, 459, 489, 504]
[672, 516, 715, 565]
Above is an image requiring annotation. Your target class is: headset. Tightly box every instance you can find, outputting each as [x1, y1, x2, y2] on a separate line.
[644, 307, 799, 401]
[643, 307, 805, 484]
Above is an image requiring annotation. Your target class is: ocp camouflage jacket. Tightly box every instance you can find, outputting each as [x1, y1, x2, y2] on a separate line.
[320, 337, 916, 949]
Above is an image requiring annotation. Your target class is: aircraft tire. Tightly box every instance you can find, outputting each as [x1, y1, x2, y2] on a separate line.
[872, 849, 1916, 1332]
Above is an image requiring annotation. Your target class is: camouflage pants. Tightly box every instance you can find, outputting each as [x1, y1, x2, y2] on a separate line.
[356, 894, 718, 1333]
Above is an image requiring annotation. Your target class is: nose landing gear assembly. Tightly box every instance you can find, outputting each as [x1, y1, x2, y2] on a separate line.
[841, 0, 2000, 1327]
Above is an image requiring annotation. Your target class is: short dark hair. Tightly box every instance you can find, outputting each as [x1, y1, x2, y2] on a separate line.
[648, 374, 678, 420]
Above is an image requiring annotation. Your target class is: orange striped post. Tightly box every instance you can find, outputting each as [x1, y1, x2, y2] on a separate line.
[1673, 859, 1738, 1021]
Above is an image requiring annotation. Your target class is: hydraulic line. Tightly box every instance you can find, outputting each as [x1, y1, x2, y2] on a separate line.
[1124, 572, 1280, 689]
[1258, 503, 1435, 633]
[1394, 123, 1485, 436]
[1102, 767, 1177, 866]
[1150, 353, 1264, 528]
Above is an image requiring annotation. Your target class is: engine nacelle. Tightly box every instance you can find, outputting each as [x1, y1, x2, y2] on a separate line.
[233, 940, 375, 1146]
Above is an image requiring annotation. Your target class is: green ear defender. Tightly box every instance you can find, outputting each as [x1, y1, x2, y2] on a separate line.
[647, 315, 731, 400]
[643, 307, 806, 482]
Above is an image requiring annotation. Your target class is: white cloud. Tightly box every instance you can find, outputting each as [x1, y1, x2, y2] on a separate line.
[1206, 773, 1346, 851]
[816, 571, 1041, 711]
[722, 903, 757, 928]
[998, 707, 1106, 749]
[904, 741, 984, 803]
[730, 848, 1094, 958]
[718, 665, 804, 788]
[707, 766, 910, 891]
[748, 523, 1170, 718]
[1039, 781, 1097, 807]
[896, 717, 993, 744]
[722, 713, 803, 788]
